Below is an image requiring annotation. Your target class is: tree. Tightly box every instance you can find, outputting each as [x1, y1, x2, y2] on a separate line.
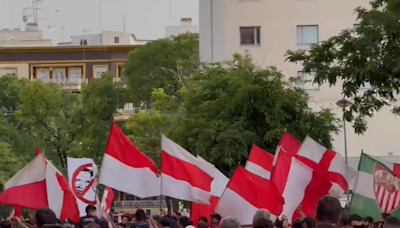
[169, 54, 340, 174]
[124, 33, 199, 104]
[286, 0, 400, 134]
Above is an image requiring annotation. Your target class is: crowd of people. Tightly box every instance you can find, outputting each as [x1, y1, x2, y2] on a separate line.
[1, 196, 400, 228]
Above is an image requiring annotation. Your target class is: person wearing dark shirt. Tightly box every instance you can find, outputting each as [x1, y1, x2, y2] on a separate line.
[131, 209, 149, 228]
[80, 205, 99, 227]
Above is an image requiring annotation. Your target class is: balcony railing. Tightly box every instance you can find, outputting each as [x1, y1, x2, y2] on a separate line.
[33, 78, 88, 92]
[114, 200, 167, 207]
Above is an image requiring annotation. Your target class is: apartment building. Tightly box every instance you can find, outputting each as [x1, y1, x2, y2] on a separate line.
[0, 45, 139, 121]
[199, 0, 400, 159]
[0, 23, 51, 47]
[58, 31, 151, 46]
[165, 18, 199, 37]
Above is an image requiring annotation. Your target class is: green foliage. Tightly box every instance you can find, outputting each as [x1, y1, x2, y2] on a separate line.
[285, 0, 400, 134]
[124, 33, 199, 104]
[0, 142, 22, 186]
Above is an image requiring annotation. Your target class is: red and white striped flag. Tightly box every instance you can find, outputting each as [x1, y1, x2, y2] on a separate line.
[161, 135, 214, 204]
[245, 145, 274, 180]
[215, 166, 284, 225]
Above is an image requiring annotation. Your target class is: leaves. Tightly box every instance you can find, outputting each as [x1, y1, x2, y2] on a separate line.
[286, 0, 400, 134]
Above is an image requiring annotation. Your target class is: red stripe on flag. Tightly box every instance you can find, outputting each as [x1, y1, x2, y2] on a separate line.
[191, 196, 220, 227]
[161, 151, 213, 191]
[0, 180, 48, 209]
[105, 123, 158, 175]
[56, 173, 80, 223]
[392, 191, 398, 212]
[271, 150, 292, 195]
[385, 192, 392, 213]
[248, 145, 274, 172]
[380, 189, 386, 209]
[278, 132, 301, 156]
[393, 164, 400, 177]
[228, 166, 284, 216]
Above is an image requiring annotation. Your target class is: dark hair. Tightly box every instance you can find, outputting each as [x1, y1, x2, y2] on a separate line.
[174, 212, 182, 217]
[85, 223, 100, 228]
[82, 168, 94, 178]
[302, 217, 313, 228]
[292, 221, 302, 228]
[99, 218, 109, 228]
[340, 213, 348, 227]
[36, 208, 58, 227]
[315, 195, 342, 224]
[199, 217, 208, 224]
[123, 216, 132, 222]
[365, 217, 374, 223]
[135, 209, 146, 222]
[0, 220, 11, 228]
[179, 216, 191, 228]
[197, 223, 208, 228]
[274, 219, 283, 228]
[161, 216, 172, 227]
[253, 218, 273, 228]
[385, 216, 400, 226]
[85, 205, 96, 215]
[382, 214, 391, 220]
[210, 214, 221, 222]
[118, 223, 126, 228]
[348, 214, 363, 225]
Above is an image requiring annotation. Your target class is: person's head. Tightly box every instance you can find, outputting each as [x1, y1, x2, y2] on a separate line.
[302, 217, 313, 228]
[220, 217, 240, 228]
[381, 214, 391, 223]
[210, 214, 222, 228]
[314, 195, 342, 226]
[364, 217, 373, 227]
[0, 220, 11, 228]
[99, 218, 110, 228]
[84, 223, 100, 228]
[179, 216, 191, 228]
[253, 210, 271, 224]
[253, 218, 273, 228]
[340, 213, 349, 228]
[292, 221, 303, 228]
[348, 214, 363, 228]
[198, 217, 208, 225]
[172, 212, 181, 222]
[197, 223, 208, 228]
[135, 209, 147, 222]
[75, 168, 94, 194]
[161, 216, 172, 228]
[85, 205, 97, 217]
[122, 216, 132, 225]
[384, 217, 400, 228]
[35, 208, 57, 228]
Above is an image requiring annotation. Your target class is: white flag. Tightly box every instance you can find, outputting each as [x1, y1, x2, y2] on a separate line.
[67, 158, 99, 217]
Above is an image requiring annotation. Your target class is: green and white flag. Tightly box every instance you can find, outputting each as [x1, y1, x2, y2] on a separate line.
[350, 153, 400, 219]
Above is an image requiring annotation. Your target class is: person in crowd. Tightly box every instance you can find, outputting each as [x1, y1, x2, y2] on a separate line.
[197, 223, 208, 228]
[210, 214, 221, 228]
[340, 213, 349, 228]
[198, 217, 207, 225]
[98, 218, 110, 228]
[253, 210, 271, 224]
[132, 209, 149, 228]
[364, 217, 374, 228]
[172, 213, 181, 223]
[36, 208, 58, 228]
[160, 216, 172, 228]
[314, 195, 342, 228]
[253, 218, 273, 228]
[348, 214, 364, 228]
[384, 217, 400, 228]
[274, 219, 283, 228]
[302, 217, 313, 228]
[292, 221, 303, 228]
[80, 205, 99, 228]
[381, 214, 391, 223]
[84, 222, 100, 228]
[122, 216, 133, 227]
[220, 217, 240, 228]
[0, 220, 11, 228]
[178, 217, 190, 228]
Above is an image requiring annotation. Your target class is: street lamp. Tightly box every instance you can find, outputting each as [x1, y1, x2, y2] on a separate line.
[336, 98, 352, 203]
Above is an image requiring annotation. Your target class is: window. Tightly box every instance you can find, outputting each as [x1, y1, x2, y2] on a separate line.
[93, 65, 108, 78]
[354, 24, 360, 38]
[297, 25, 319, 45]
[68, 67, 83, 84]
[36, 68, 50, 81]
[80, 39, 88, 45]
[53, 68, 66, 83]
[0, 68, 17, 76]
[298, 71, 319, 90]
[240, 26, 261, 46]
[114, 37, 120, 43]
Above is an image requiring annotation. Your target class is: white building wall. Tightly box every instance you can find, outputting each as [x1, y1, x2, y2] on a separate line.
[71, 34, 102, 46]
[199, 0, 400, 158]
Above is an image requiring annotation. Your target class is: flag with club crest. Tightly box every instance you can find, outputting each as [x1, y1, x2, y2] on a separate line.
[350, 153, 400, 219]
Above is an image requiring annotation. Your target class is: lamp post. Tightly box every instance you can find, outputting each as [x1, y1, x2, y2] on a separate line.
[336, 98, 352, 203]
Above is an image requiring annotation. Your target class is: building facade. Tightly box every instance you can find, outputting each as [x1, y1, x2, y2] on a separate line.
[58, 31, 150, 46]
[198, 0, 400, 158]
[0, 23, 51, 47]
[165, 18, 199, 37]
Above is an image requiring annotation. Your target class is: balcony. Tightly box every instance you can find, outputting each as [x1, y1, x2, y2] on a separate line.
[114, 199, 167, 208]
[114, 103, 137, 122]
[33, 77, 88, 92]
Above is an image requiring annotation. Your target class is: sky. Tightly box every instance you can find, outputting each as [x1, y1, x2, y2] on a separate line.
[0, 0, 199, 44]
